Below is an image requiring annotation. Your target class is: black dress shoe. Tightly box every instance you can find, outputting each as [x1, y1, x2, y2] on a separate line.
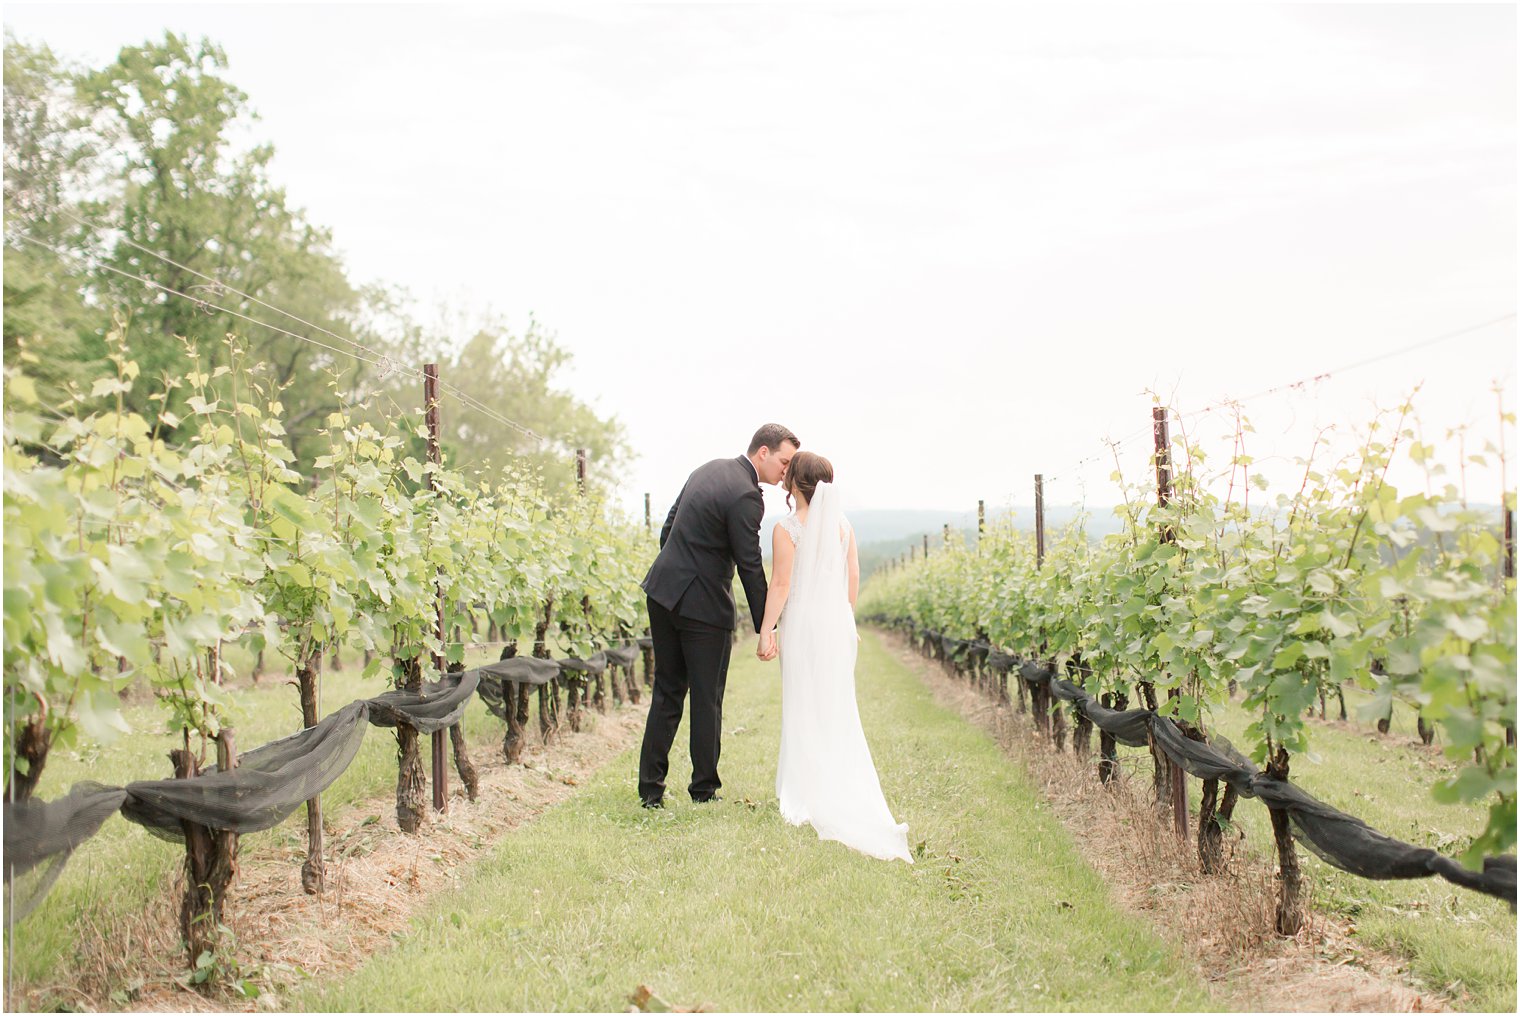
[640, 797, 664, 810]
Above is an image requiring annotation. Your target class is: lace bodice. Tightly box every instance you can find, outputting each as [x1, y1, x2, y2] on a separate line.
[777, 512, 852, 547]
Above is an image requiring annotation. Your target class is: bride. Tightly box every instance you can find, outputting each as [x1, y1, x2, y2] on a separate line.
[755, 451, 912, 863]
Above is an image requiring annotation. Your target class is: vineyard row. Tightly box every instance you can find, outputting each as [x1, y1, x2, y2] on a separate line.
[3, 336, 655, 973]
[857, 401, 1516, 933]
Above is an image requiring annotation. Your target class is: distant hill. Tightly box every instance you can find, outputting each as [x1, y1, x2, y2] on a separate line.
[840, 507, 1126, 544]
[757, 506, 1128, 576]
[831, 502, 1506, 547]
[837, 502, 1509, 580]
[761, 506, 1124, 544]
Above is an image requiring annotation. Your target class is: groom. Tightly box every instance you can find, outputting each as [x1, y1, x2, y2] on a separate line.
[637, 424, 800, 807]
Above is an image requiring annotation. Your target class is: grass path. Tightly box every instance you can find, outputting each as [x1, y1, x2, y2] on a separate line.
[303, 632, 1214, 1012]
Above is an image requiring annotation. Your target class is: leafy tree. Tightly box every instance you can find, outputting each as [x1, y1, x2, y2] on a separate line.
[2, 33, 106, 401]
[5, 31, 629, 486]
[365, 308, 632, 497]
[71, 33, 377, 462]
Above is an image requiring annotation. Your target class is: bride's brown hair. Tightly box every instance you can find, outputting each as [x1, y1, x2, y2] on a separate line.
[785, 451, 834, 510]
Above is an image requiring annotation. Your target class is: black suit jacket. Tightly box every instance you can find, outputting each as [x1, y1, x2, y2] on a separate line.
[641, 456, 768, 632]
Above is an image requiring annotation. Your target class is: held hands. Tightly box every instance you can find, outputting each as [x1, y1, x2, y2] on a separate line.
[756, 630, 778, 662]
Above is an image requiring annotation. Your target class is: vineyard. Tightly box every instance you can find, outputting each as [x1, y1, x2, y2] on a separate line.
[857, 402, 1517, 942]
[4, 338, 1517, 1010]
[3, 10, 1517, 1012]
[2, 333, 656, 985]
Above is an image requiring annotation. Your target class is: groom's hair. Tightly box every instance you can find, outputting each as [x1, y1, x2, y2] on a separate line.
[748, 423, 800, 456]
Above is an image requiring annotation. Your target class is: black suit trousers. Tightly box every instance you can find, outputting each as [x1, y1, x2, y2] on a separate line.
[639, 596, 732, 802]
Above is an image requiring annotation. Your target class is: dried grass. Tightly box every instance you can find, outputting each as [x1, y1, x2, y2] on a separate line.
[14, 702, 650, 1012]
[883, 632, 1452, 1014]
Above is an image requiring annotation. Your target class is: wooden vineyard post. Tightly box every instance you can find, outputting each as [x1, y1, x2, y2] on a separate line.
[1505, 504, 1515, 582]
[977, 499, 985, 550]
[424, 363, 449, 814]
[1033, 475, 1065, 749]
[645, 492, 652, 534]
[943, 522, 950, 547]
[1507, 504, 1516, 748]
[576, 448, 588, 493]
[1153, 406, 1173, 527]
[1034, 474, 1045, 570]
[923, 534, 929, 559]
[1151, 407, 1188, 842]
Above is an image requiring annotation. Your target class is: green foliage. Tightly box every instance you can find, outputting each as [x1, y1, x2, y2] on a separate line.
[860, 404, 1516, 863]
[3, 336, 653, 791]
[3, 32, 106, 400]
[182, 923, 260, 997]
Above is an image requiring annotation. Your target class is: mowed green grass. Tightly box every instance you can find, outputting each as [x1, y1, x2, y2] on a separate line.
[1089, 682, 1516, 1012]
[7, 641, 509, 993]
[303, 632, 1212, 1013]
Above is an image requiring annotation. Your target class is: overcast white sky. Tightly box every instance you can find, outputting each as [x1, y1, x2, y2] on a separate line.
[6, 1, 1516, 522]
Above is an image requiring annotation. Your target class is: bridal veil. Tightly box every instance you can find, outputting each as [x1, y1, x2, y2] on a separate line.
[776, 482, 912, 862]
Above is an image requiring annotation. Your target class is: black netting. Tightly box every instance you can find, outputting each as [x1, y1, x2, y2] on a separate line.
[365, 668, 480, 734]
[3, 782, 128, 922]
[985, 651, 1018, 674]
[604, 644, 639, 669]
[476, 674, 508, 720]
[556, 652, 607, 677]
[5, 666, 494, 922]
[1054, 680, 1151, 747]
[1048, 677, 1085, 702]
[1148, 714, 1260, 796]
[899, 625, 1517, 905]
[477, 656, 560, 686]
[1250, 777, 1441, 879]
[1429, 855, 1517, 900]
[473, 657, 560, 720]
[1019, 661, 1055, 685]
[120, 700, 372, 842]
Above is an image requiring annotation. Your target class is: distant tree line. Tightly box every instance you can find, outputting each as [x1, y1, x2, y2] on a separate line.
[3, 30, 628, 494]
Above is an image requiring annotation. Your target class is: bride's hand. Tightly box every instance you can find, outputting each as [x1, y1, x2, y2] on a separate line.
[757, 630, 777, 661]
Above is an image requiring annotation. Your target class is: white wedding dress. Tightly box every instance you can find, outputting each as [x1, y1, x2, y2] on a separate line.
[774, 482, 912, 863]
